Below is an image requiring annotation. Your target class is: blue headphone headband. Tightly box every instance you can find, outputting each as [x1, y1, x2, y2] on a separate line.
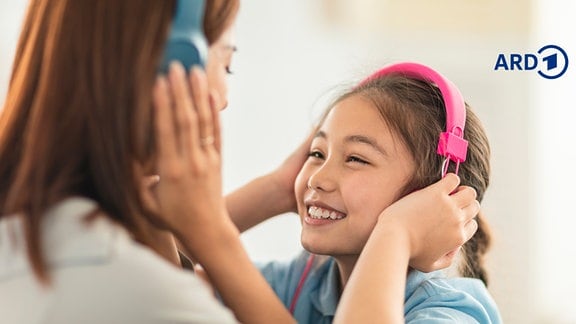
[159, 0, 208, 73]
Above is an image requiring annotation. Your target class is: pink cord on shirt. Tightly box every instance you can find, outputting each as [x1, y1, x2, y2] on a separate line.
[289, 254, 316, 314]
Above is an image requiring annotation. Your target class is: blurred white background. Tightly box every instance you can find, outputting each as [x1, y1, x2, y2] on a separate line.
[1, 1, 575, 323]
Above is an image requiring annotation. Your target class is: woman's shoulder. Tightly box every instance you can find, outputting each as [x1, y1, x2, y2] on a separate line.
[0, 197, 236, 323]
[55, 205, 237, 323]
[66, 247, 236, 323]
[404, 270, 502, 324]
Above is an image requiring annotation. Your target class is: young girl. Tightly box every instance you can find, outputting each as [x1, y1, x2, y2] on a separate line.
[249, 62, 502, 323]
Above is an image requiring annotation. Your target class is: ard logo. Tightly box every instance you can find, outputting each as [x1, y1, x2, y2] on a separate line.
[494, 44, 569, 79]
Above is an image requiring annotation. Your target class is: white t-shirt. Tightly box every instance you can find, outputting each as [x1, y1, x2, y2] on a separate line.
[0, 197, 237, 324]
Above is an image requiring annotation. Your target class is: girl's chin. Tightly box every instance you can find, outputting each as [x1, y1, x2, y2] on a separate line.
[301, 240, 333, 256]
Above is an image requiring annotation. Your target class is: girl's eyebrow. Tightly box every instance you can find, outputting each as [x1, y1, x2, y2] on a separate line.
[314, 131, 388, 157]
[345, 135, 388, 157]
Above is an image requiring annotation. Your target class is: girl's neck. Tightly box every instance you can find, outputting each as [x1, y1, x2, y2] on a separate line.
[332, 255, 413, 295]
[333, 255, 359, 293]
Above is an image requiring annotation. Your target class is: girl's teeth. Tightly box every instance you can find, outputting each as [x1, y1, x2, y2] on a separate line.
[307, 206, 345, 220]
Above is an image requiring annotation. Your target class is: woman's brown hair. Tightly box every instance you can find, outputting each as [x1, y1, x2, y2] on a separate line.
[204, 0, 240, 44]
[324, 74, 492, 285]
[0, 0, 238, 284]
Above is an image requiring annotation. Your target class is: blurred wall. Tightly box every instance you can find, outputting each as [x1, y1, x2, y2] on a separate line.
[532, 0, 576, 322]
[1, 1, 574, 323]
[0, 2, 26, 101]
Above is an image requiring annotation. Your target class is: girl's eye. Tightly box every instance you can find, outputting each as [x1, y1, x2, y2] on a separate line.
[225, 66, 233, 75]
[347, 156, 369, 165]
[308, 151, 324, 159]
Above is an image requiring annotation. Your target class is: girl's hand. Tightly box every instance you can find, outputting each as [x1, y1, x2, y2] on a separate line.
[151, 62, 229, 251]
[225, 130, 314, 232]
[335, 174, 478, 324]
[378, 173, 480, 272]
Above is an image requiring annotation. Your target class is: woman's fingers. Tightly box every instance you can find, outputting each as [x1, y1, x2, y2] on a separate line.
[163, 62, 216, 161]
[151, 61, 223, 225]
[189, 66, 214, 150]
[209, 90, 222, 153]
[153, 75, 178, 163]
[168, 62, 197, 156]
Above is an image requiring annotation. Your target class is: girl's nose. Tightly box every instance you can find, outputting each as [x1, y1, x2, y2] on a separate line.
[307, 162, 337, 192]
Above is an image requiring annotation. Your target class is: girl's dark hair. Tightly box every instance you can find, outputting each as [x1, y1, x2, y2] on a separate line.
[325, 74, 492, 285]
[0, 0, 238, 284]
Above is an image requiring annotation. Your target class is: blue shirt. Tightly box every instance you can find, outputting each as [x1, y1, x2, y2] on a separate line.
[257, 251, 502, 324]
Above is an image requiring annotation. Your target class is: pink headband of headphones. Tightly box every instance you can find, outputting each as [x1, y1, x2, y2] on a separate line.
[358, 62, 468, 177]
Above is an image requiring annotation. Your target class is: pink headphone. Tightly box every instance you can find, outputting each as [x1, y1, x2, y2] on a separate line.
[359, 62, 468, 177]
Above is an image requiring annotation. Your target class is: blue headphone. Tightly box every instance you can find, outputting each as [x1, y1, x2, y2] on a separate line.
[159, 0, 208, 73]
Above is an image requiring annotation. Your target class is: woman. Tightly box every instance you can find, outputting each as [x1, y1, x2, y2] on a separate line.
[0, 1, 257, 323]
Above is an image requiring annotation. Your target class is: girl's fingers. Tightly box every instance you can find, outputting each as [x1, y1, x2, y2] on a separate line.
[189, 67, 214, 149]
[451, 185, 478, 209]
[169, 62, 196, 155]
[463, 218, 479, 242]
[437, 173, 460, 194]
[433, 247, 460, 270]
[461, 198, 481, 222]
[153, 75, 178, 162]
[444, 247, 460, 259]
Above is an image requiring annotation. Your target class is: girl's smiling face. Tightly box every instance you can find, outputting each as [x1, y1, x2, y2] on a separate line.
[295, 95, 416, 258]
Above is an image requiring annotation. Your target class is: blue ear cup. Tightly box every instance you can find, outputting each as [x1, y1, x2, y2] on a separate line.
[159, 0, 208, 73]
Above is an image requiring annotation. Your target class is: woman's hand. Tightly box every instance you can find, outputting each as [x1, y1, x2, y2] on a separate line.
[151, 62, 232, 256]
[151, 62, 295, 324]
[378, 173, 480, 272]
